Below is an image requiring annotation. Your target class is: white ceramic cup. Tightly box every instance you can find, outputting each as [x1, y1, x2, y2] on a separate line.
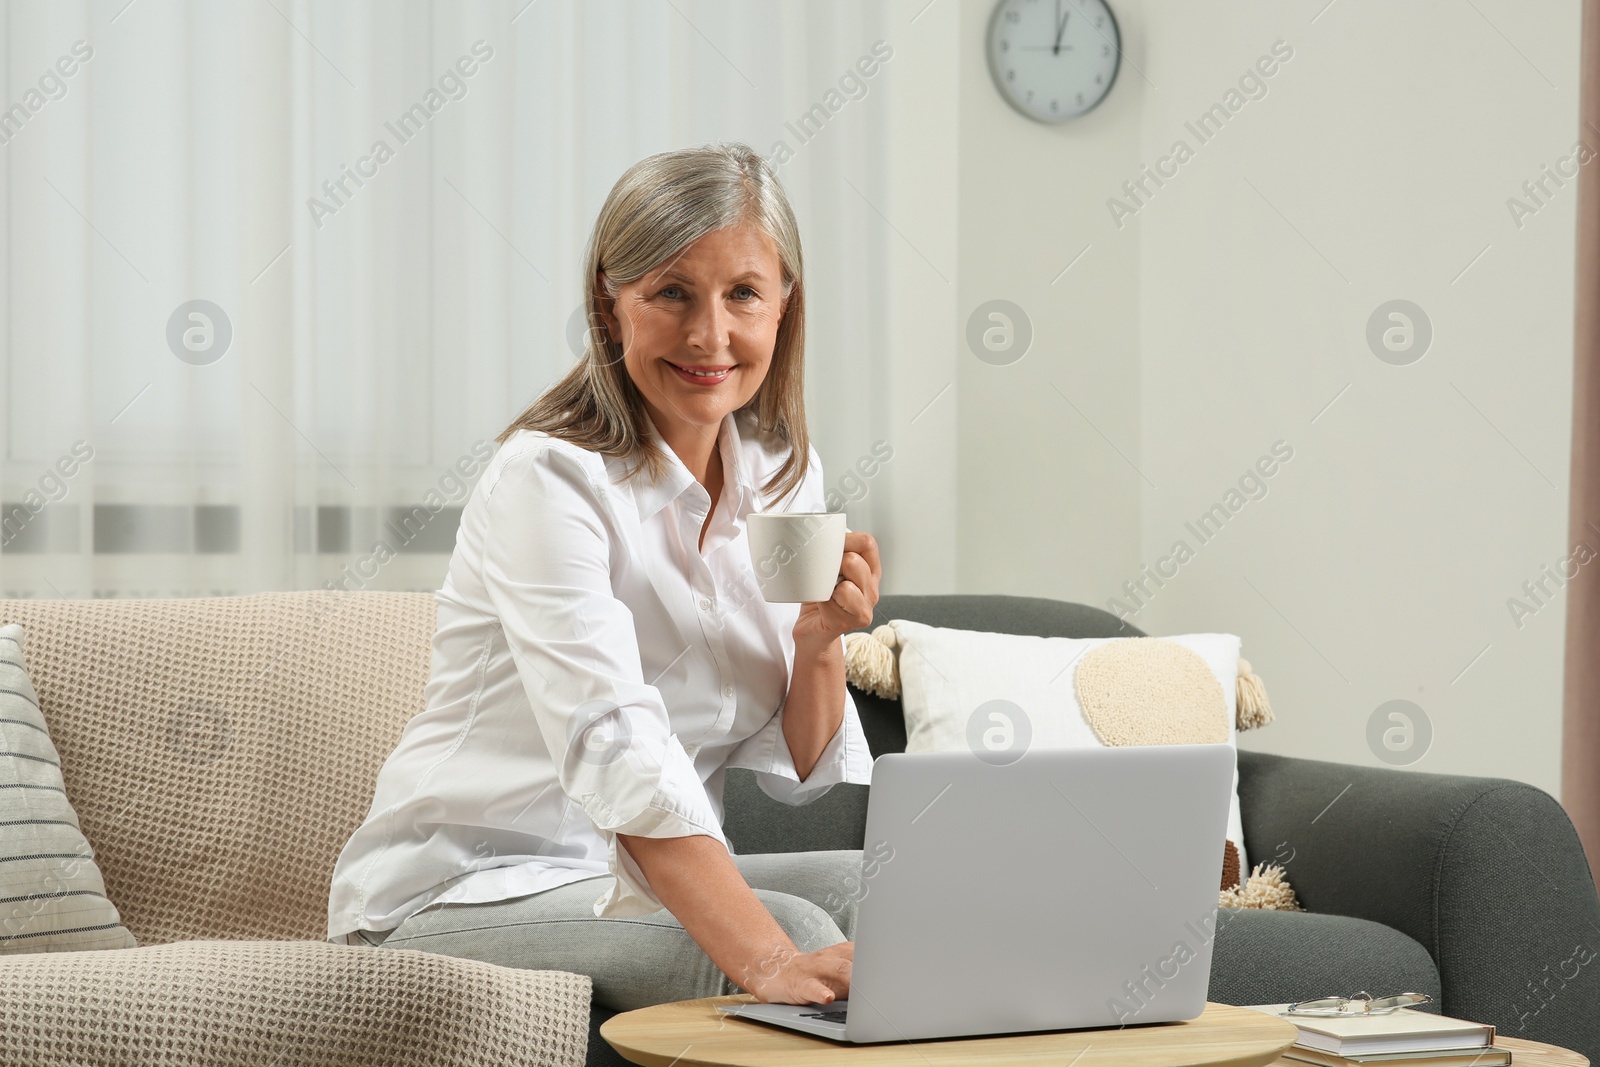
[746, 511, 847, 603]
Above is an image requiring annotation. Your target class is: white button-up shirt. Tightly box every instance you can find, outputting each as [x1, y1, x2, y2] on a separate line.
[326, 407, 875, 943]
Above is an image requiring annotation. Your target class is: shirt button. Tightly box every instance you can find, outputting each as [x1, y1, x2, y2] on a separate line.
[699, 597, 713, 611]
[723, 685, 735, 698]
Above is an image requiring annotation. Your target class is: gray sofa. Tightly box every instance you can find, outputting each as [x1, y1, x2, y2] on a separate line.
[590, 594, 1600, 1065]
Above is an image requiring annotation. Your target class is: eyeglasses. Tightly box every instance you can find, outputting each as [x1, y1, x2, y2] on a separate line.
[1283, 992, 1434, 1017]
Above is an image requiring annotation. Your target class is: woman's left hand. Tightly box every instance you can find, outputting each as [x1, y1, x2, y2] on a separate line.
[793, 530, 881, 652]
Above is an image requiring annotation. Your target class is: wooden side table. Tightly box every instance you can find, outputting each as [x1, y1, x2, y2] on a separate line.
[601, 996, 1302, 1067]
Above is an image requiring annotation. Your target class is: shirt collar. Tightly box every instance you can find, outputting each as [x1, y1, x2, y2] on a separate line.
[626, 408, 760, 522]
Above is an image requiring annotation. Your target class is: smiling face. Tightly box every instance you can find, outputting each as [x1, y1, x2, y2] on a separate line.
[600, 223, 789, 449]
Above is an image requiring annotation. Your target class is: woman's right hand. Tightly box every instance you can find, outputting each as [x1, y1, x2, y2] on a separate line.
[741, 941, 853, 1005]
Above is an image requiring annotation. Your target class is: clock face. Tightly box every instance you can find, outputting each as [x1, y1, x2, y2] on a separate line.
[986, 0, 1121, 123]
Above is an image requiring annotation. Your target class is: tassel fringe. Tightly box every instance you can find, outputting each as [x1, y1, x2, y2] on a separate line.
[1236, 657, 1273, 731]
[843, 625, 901, 699]
[1220, 862, 1303, 911]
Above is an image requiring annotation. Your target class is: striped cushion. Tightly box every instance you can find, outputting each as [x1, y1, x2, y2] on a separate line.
[0, 623, 135, 953]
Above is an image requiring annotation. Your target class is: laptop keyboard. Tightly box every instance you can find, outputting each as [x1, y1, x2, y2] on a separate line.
[798, 1009, 848, 1024]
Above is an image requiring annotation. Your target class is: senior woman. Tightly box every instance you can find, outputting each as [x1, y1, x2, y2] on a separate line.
[326, 142, 881, 1012]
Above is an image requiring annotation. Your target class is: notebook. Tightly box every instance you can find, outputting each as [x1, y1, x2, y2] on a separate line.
[1280, 1043, 1510, 1067]
[1242, 1004, 1495, 1057]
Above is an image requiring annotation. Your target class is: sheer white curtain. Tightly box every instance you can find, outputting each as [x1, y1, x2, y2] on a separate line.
[0, 0, 897, 599]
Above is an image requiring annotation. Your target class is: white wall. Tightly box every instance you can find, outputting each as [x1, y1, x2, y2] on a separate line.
[933, 0, 1580, 797]
[955, 0, 1146, 602]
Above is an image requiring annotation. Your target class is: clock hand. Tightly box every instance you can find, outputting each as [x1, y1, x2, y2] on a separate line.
[1053, 2, 1070, 55]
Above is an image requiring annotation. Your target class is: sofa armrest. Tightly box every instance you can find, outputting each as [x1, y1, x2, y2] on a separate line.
[0, 939, 592, 1067]
[722, 767, 870, 855]
[1237, 749, 1600, 1060]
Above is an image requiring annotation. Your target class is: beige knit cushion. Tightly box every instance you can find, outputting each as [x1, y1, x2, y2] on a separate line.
[0, 592, 437, 944]
[0, 939, 591, 1067]
[1074, 638, 1238, 886]
[1075, 640, 1230, 747]
[0, 623, 136, 953]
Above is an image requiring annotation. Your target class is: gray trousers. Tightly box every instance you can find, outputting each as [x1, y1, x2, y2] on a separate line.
[361, 849, 862, 1012]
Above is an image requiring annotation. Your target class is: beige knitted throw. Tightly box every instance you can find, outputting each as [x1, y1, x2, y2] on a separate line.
[0, 939, 591, 1067]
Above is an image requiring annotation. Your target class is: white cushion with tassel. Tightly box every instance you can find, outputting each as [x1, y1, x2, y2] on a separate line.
[843, 620, 1295, 911]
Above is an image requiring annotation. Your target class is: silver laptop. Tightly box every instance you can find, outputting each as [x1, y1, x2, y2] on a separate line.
[718, 742, 1235, 1044]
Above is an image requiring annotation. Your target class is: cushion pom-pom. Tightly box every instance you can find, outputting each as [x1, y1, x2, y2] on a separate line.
[844, 624, 900, 699]
[1236, 657, 1273, 731]
[1219, 862, 1302, 911]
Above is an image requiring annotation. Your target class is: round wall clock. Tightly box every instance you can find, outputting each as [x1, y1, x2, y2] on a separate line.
[985, 0, 1121, 123]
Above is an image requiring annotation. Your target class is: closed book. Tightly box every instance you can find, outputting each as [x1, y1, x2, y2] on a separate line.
[1282, 1044, 1512, 1067]
[1242, 1003, 1496, 1057]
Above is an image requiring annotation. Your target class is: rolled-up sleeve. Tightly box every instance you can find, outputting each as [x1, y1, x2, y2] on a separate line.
[723, 641, 875, 805]
[479, 442, 727, 917]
